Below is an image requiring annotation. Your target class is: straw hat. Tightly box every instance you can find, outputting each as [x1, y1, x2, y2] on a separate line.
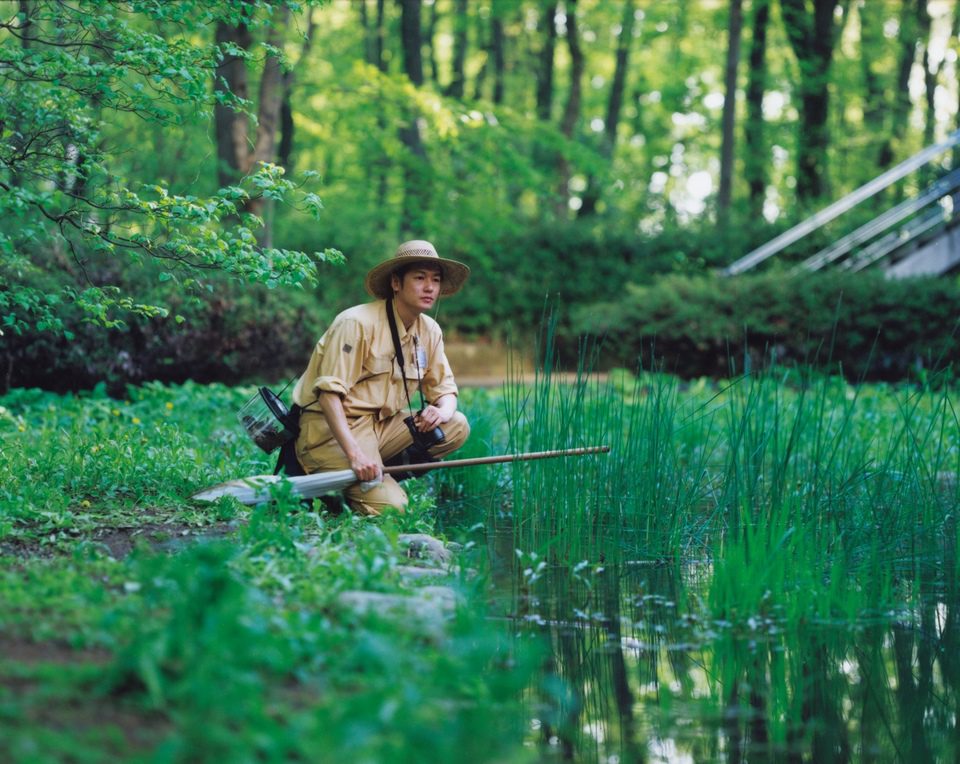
[364, 240, 470, 299]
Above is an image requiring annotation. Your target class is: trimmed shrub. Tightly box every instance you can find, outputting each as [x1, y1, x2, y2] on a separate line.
[4, 280, 333, 395]
[569, 270, 960, 381]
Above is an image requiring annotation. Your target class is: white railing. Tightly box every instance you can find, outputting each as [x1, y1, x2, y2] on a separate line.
[794, 168, 960, 272]
[722, 130, 960, 276]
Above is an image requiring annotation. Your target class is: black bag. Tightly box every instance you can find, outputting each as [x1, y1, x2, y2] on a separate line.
[274, 419, 305, 477]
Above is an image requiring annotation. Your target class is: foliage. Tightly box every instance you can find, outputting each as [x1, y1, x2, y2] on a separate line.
[0, 0, 341, 346]
[2, 268, 334, 393]
[0, 380, 539, 762]
[571, 269, 960, 381]
[3, 1, 958, 389]
[2, 366, 959, 761]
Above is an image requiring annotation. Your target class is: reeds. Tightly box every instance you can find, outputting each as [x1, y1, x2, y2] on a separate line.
[492, 333, 958, 622]
[494, 349, 959, 761]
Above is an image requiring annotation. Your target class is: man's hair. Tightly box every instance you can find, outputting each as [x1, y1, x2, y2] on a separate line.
[394, 262, 444, 282]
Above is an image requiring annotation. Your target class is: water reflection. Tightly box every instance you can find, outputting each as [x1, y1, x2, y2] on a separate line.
[489, 554, 960, 763]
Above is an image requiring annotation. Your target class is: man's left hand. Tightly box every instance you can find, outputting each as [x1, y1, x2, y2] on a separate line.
[413, 405, 445, 432]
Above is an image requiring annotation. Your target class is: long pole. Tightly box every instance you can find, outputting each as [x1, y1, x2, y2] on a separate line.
[382, 445, 610, 475]
[193, 445, 612, 504]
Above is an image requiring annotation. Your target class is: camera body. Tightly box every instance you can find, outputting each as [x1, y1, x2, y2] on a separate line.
[384, 415, 446, 481]
[404, 414, 445, 456]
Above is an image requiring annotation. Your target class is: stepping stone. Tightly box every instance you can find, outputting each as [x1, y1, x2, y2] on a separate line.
[396, 565, 454, 581]
[398, 533, 453, 566]
[336, 586, 459, 636]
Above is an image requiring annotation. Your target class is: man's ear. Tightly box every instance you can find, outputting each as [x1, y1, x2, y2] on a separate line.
[390, 272, 401, 292]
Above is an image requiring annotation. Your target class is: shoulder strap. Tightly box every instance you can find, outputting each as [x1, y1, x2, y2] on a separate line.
[386, 298, 426, 412]
[386, 297, 406, 377]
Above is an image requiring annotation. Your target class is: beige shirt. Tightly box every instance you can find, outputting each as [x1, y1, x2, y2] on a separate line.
[293, 299, 457, 421]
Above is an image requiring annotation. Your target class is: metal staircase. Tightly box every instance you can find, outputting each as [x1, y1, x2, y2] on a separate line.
[722, 130, 960, 279]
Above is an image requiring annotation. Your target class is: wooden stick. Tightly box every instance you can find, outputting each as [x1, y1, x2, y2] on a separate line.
[382, 445, 610, 475]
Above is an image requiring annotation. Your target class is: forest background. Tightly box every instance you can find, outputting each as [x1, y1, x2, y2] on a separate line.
[2, 0, 960, 392]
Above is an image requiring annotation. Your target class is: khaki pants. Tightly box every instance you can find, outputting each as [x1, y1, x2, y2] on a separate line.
[295, 409, 470, 516]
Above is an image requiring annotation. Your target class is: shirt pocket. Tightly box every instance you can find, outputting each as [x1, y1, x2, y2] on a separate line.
[402, 358, 424, 382]
[362, 353, 395, 379]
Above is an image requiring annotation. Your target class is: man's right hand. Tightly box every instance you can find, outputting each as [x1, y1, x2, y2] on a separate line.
[319, 393, 383, 483]
[348, 449, 382, 483]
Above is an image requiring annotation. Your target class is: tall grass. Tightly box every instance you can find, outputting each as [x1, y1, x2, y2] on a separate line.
[498, 333, 716, 565]
[492, 332, 958, 622]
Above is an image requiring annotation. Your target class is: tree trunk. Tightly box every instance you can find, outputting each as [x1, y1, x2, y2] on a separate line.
[918, 0, 939, 186]
[398, 0, 429, 235]
[245, 6, 290, 246]
[744, 0, 770, 217]
[213, 21, 253, 188]
[279, 9, 316, 171]
[426, 0, 440, 84]
[559, 0, 583, 140]
[556, 0, 584, 215]
[536, 1, 558, 122]
[719, 0, 744, 215]
[579, 0, 636, 217]
[952, 3, 960, 171]
[780, 0, 842, 203]
[373, 0, 388, 222]
[360, 0, 387, 70]
[251, 7, 289, 171]
[859, 0, 886, 176]
[877, 0, 921, 173]
[491, 3, 506, 104]
[446, 0, 468, 98]
[10, 0, 33, 188]
[375, 0, 387, 72]
[359, 0, 371, 65]
[604, 1, 635, 156]
[399, 0, 424, 86]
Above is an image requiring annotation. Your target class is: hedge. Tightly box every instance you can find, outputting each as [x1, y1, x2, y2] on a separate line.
[568, 270, 960, 382]
[3, 280, 333, 395]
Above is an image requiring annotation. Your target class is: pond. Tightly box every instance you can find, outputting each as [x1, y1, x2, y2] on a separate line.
[485, 545, 959, 763]
[437, 370, 960, 762]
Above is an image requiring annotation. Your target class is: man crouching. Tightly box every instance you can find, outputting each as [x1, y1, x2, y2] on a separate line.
[290, 240, 470, 515]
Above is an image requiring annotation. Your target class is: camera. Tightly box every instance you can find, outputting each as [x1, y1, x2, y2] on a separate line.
[404, 414, 445, 454]
[383, 415, 446, 481]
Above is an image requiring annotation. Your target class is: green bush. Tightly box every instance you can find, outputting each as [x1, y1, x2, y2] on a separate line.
[11, 216, 957, 389]
[570, 270, 960, 381]
[3, 271, 333, 394]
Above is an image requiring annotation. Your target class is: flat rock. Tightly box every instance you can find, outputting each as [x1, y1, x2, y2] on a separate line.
[336, 586, 459, 627]
[398, 533, 453, 566]
[396, 564, 455, 580]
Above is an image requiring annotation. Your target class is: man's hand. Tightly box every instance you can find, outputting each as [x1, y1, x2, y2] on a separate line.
[414, 393, 457, 432]
[413, 404, 445, 432]
[347, 448, 382, 483]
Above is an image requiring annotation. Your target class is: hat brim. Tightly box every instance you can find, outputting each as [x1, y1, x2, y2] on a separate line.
[364, 256, 470, 299]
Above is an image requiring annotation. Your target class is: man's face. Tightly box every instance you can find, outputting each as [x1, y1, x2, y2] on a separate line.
[392, 266, 442, 316]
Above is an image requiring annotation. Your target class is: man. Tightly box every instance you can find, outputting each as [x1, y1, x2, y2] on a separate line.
[290, 240, 471, 515]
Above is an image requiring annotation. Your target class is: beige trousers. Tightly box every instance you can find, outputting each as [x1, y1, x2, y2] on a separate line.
[296, 409, 470, 516]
